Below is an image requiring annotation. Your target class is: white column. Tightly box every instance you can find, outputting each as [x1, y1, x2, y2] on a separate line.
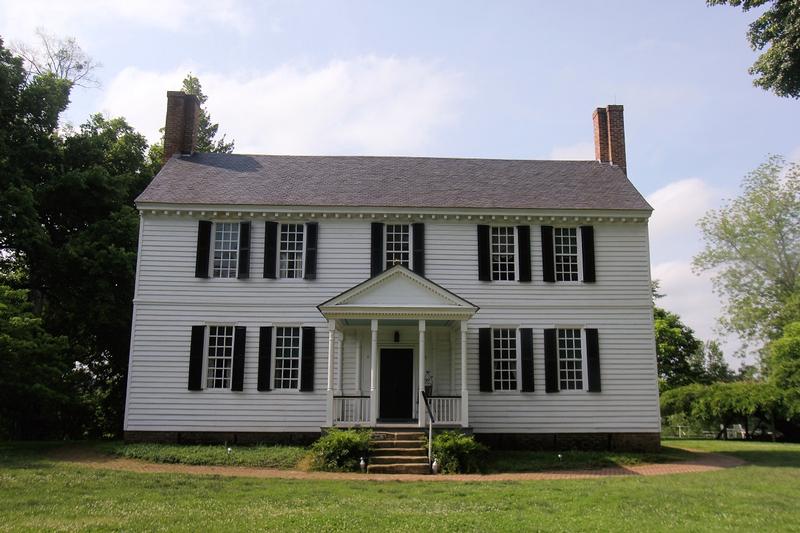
[326, 320, 336, 427]
[418, 319, 426, 427]
[460, 320, 469, 427]
[336, 330, 344, 395]
[369, 319, 378, 425]
[355, 332, 362, 394]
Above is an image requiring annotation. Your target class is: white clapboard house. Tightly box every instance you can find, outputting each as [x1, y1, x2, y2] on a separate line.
[124, 92, 660, 451]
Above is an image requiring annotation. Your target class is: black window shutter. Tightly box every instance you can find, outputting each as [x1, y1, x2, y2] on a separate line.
[517, 225, 532, 282]
[580, 226, 596, 283]
[477, 225, 491, 281]
[300, 326, 315, 391]
[586, 328, 601, 392]
[237, 222, 251, 279]
[231, 326, 247, 391]
[544, 328, 559, 393]
[412, 223, 425, 276]
[264, 221, 278, 278]
[370, 222, 384, 277]
[195, 221, 212, 278]
[541, 226, 555, 283]
[188, 325, 206, 390]
[479, 327, 492, 392]
[257, 326, 273, 391]
[304, 222, 319, 280]
[520, 328, 534, 392]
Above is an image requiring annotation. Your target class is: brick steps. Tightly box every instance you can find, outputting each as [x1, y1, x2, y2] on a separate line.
[367, 430, 429, 474]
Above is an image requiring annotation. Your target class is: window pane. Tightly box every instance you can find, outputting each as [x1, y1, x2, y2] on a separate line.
[274, 327, 301, 389]
[558, 328, 583, 390]
[385, 224, 410, 268]
[491, 227, 515, 281]
[212, 223, 239, 278]
[206, 325, 234, 389]
[492, 328, 517, 390]
[554, 227, 579, 281]
[279, 224, 305, 278]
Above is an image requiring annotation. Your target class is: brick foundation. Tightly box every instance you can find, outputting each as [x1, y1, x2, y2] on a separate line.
[124, 431, 320, 446]
[475, 432, 660, 452]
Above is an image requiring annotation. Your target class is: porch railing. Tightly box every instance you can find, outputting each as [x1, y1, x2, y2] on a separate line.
[427, 395, 462, 425]
[333, 395, 370, 425]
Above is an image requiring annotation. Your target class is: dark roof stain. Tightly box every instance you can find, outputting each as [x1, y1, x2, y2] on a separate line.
[136, 153, 652, 211]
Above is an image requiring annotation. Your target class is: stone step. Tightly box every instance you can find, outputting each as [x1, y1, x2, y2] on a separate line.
[367, 463, 431, 475]
[371, 447, 427, 457]
[370, 455, 429, 465]
[371, 439, 425, 449]
[371, 431, 425, 440]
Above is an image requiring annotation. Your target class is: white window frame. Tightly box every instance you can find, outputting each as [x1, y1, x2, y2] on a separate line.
[555, 327, 587, 392]
[202, 323, 237, 391]
[490, 326, 520, 392]
[552, 226, 583, 283]
[210, 222, 240, 279]
[271, 325, 303, 390]
[277, 223, 307, 280]
[384, 223, 413, 270]
[490, 226, 518, 282]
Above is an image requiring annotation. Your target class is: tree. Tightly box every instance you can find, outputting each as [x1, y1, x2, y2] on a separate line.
[12, 28, 100, 88]
[768, 321, 800, 418]
[181, 74, 234, 153]
[0, 284, 70, 438]
[0, 38, 152, 436]
[708, 1, 800, 98]
[694, 155, 800, 346]
[691, 340, 734, 383]
[654, 307, 706, 389]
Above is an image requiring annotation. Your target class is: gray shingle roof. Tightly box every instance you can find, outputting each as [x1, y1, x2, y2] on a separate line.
[136, 153, 652, 211]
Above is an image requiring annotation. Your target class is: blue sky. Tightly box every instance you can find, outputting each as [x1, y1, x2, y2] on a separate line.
[2, 0, 798, 365]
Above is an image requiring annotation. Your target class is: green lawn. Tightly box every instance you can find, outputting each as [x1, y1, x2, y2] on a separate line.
[1, 440, 799, 532]
[107, 441, 308, 469]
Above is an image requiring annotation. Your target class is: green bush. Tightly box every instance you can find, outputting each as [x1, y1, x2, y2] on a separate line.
[432, 431, 488, 474]
[310, 429, 372, 472]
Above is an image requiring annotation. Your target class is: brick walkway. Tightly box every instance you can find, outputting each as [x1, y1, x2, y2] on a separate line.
[51, 446, 745, 482]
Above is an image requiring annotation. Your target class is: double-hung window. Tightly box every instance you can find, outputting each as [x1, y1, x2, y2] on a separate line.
[206, 325, 235, 389]
[279, 224, 305, 278]
[385, 224, 411, 269]
[212, 222, 239, 278]
[554, 227, 579, 281]
[491, 227, 516, 281]
[274, 326, 301, 389]
[492, 328, 517, 390]
[558, 328, 584, 390]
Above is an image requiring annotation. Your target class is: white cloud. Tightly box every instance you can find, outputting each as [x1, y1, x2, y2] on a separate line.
[101, 57, 463, 155]
[648, 180, 748, 366]
[0, 0, 252, 41]
[647, 178, 719, 264]
[549, 141, 594, 160]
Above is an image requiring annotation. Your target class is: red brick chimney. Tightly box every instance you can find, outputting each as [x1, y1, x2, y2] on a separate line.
[592, 104, 626, 174]
[163, 91, 200, 162]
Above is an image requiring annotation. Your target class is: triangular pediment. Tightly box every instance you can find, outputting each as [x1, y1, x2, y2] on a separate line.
[318, 266, 478, 319]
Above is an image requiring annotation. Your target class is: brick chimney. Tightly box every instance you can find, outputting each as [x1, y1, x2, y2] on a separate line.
[592, 104, 626, 174]
[163, 91, 200, 162]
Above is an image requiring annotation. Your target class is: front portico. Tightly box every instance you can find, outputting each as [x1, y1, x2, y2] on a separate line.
[317, 266, 478, 428]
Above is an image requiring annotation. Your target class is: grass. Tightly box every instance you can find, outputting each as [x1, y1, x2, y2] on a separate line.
[1, 440, 799, 531]
[107, 442, 308, 469]
[485, 445, 692, 473]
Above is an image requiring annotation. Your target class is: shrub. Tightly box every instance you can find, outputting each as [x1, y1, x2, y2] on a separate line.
[310, 428, 372, 472]
[432, 431, 488, 474]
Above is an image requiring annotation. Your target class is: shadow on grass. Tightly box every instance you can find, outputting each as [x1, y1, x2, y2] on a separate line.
[483, 447, 694, 474]
[664, 440, 800, 469]
[0, 441, 68, 470]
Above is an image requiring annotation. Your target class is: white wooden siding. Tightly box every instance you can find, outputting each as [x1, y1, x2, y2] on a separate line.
[126, 214, 659, 434]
